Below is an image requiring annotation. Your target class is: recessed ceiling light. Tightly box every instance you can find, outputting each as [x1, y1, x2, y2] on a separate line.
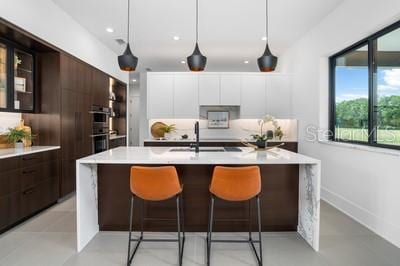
[173, 36, 180, 41]
[132, 79, 137, 82]
[180, 60, 186, 64]
[261, 36, 267, 41]
[244, 60, 250, 64]
[106, 27, 114, 33]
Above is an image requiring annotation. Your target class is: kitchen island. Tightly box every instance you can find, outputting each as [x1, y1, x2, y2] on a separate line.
[76, 146, 320, 252]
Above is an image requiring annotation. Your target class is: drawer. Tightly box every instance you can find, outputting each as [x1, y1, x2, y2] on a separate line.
[21, 177, 58, 218]
[20, 161, 59, 191]
[0, 192, 21, 231]
[19, 150, 59, 167]
[20, 153, 43, 167]
[0, 170, 21, 198]
[0, 157, 20, 173]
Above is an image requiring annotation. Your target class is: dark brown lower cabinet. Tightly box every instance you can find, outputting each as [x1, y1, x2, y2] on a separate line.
[61, 159, 76, 197]
[0, 150, 59, 232]
[97, 163, 299, 232]
[109, 137, 127, 149]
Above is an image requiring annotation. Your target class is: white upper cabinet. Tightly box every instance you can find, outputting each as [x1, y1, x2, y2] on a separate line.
[240, 75, 266, 118]
[266, 74, 292, 118]
[147, 74, 174, 118]
[199, 74, 241, 106]
[199, 74, 220, 105]
[146, 72, 293, 119]
[220, 75, 241, 105]
[173, 74, 199, 118]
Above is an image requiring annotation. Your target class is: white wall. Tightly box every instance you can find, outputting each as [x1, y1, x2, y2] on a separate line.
[0, 0, 128, 133]
[0, 112, 21, 133]
[280, 0, 400, 247]
[0, 0, 127, 82]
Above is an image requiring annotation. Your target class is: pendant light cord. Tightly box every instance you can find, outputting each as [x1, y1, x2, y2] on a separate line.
[196, 0, 199, 43]
[265, 0, 269, 43]
[127, 0, 130, 43]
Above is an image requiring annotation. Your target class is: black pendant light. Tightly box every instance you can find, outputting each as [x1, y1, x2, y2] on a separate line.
[118, 0, 138, 71]
[187, 0, 207, 71]
[257, 0, 277, 72]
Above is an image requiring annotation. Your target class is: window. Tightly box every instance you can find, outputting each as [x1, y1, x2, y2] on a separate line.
[330, 21, 400, 149]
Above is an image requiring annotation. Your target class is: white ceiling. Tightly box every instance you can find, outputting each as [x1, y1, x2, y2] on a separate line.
[52, 0, 344, 72]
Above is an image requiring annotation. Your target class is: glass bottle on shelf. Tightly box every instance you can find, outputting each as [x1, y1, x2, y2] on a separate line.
[0, 43, 7, 109]
[13, 49, 34, 111]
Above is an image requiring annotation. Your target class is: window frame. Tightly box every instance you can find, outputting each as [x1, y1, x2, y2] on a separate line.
[329, 20, 400, 151]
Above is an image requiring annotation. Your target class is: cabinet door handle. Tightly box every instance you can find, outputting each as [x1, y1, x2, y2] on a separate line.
[22, 169, 37, 175]
[23, 187, 36, 195]
[75, 112, 79, 141]
[22, 157, 37, 161]
[78, 112, 83, 141]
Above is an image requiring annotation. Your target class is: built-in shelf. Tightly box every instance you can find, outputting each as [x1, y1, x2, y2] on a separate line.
[108, 77, 127, 143]
[109, 98, 122, 103]
[16, 67, 33, 73]
[0, 39, 35, 112]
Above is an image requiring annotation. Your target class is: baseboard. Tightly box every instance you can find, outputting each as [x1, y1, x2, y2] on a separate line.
[321, 187, 400, 248]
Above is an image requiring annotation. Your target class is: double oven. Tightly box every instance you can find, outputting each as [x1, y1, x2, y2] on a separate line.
[89, 105, 110, 153]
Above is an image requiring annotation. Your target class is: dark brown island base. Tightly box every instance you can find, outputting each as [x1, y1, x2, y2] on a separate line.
[98, 141, 299, 232]
[98, 163, 299, 232]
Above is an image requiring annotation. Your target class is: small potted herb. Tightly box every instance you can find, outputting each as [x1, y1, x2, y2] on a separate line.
[161, 124, 176, 139]
[6, 128, 33, 149]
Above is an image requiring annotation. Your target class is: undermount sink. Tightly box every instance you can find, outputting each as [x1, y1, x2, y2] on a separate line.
[169, 147, 242, 152]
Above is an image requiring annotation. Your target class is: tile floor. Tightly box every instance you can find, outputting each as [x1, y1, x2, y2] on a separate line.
[0, 196, 399, 266]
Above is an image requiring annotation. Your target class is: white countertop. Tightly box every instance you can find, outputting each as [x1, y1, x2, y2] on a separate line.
[109, 135, 126, 140]
[144, 138, 297, 142]
[78, 146, 318, 165]
[0, 146, 60, 159]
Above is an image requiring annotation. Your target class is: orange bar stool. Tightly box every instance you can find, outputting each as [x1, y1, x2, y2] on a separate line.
[127, 166, 185, 266]
[207, 166, 263, 266]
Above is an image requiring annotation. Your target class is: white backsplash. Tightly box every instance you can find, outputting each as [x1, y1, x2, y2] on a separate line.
[0, 112, 21, 133]
[148, 118, 298, 141]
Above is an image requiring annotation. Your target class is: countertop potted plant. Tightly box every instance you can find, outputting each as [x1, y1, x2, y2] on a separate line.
[251, 115, 281, 148]
[6, 127, 33, 149]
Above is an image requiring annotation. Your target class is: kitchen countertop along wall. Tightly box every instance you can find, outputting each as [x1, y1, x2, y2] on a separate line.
[144, 138, 298, 143]
[147, 118, 298, 142]
[0, 146, 60, 159]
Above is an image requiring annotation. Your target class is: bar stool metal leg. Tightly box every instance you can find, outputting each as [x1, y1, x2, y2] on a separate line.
[127, 196, 143, 266]
[249, 195, 263, 266]
[206, 195, 215, 266]
[178, 194, 185, 264]
[207, 195, 263, 266]
[176, 195, 184, 266]
[127, 196, 133, 265]
[248, 199, 252, 242]
[257, 196, 263, 266]
[127, 194, 185, 266]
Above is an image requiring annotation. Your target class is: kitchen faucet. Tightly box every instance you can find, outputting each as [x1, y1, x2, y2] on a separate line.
[190, 121, 200, 153]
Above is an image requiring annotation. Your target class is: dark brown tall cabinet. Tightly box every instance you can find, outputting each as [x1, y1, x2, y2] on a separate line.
[59, 54, 109, 196]
[23, 52, 112, 197]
